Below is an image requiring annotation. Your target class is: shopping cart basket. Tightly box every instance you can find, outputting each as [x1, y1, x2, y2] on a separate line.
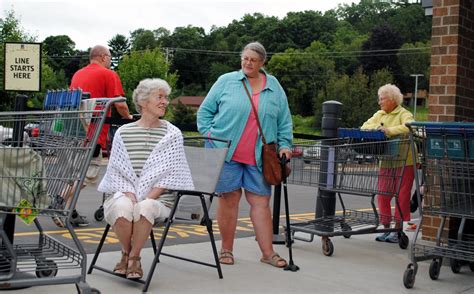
[288, 131, 411, 256]
[403, 122, 474, 289]
[0, 97, 124, 292]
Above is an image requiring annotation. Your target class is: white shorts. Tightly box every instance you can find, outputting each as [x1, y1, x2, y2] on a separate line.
[103, 194, 171, 226]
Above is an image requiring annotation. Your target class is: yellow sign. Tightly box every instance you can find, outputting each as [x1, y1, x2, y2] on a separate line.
[4, 42, 42, 92]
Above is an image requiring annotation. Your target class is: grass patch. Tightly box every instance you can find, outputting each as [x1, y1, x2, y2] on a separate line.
[292, 115, 320, 135]
[408, 106, 428, 121]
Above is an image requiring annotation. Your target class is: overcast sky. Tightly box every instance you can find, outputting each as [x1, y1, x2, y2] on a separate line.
[1, 0, 359, 51]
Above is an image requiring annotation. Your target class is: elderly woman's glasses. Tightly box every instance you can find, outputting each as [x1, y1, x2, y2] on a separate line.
[156, 95, 169, 102]
[241, 56, 260, 64]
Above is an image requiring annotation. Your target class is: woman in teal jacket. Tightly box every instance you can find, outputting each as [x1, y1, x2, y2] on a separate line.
[197, 42, 293, 268]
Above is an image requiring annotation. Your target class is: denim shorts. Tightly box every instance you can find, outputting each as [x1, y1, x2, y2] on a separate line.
[215, 160, 271, 196]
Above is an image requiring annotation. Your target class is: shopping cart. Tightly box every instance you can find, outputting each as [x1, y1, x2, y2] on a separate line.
[0, 97, 124, 292]
[403, 122, 474, 289]
[287, 130, 411, 256]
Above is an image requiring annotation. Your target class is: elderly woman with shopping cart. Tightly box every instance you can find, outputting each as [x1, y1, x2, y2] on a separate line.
[98, 78, 194, 279]
[361, 83, 414, 244]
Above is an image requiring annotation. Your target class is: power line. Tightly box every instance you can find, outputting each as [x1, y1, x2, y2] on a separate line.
[43, 46, 430, 61]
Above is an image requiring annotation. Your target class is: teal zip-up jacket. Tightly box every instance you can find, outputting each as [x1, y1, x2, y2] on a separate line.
[197, 70, 293, 171]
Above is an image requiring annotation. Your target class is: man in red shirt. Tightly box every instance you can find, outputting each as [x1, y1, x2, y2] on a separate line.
[64, 45, 132, 227]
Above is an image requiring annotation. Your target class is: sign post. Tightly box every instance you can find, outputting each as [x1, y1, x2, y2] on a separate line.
[4, 42, 42, 92]
[2, 43, 41, 270]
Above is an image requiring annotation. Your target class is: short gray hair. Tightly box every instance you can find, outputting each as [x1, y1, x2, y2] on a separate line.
[241, 41, 267, 62]
[133, 78, 171, 114]
[378, 84, 403, 105]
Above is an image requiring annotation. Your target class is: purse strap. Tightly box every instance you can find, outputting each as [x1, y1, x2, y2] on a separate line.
[242, 80, 267, 145]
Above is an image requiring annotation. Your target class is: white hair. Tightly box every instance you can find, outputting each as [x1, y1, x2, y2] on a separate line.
[378, 84, 403, 105]
[132, 78, 171, 113]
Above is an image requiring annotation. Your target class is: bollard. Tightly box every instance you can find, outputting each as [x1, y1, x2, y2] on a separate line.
[316, 101, 342, 219]
[272, 185, 285, 244]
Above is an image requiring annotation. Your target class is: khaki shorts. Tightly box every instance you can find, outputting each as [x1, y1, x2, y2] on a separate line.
[84, 152, 103, 185]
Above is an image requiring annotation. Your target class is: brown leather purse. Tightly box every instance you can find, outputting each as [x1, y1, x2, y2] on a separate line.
[242, 80, 290, 185]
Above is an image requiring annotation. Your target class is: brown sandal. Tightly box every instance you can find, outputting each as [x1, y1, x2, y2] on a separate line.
[113, 252, 129, 275]
[219, 249, 234, 265]
[126, 256, 143, 280]
[260, 252, 287, 268]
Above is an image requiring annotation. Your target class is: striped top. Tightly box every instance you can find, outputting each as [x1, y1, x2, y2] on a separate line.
[120, 122, 168, 176]
[119, 122, 175, 207]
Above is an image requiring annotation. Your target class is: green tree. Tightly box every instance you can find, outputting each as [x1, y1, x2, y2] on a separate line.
[281, 11, 339, 49]
[130, 28, 158, 51]
[207, 62, 233, 89]
[116, 48, 178, 111]
[171, 101, 196, 126]
[108, 34, 130, 69]
[397, 41, 431, 91]
[335, 0, 394, 34]
[0, 9, 37, 110]
[267, 41, 335, 116]
[328, 21, 368, 75]
[42, 35, 80, 82]
[43, 35, 75, 57]
[315, 68, 391, 128]
[165, 26, 207, 91]
[387, 4, 432, 43]
[359, 24, 403, 80]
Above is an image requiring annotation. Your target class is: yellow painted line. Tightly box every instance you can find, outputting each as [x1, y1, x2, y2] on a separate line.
[14, 208, 376, 238]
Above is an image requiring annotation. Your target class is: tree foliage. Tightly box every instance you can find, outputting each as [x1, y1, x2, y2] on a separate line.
[108, 34, 130, 69]
[117, 48, 177, 111]
[315, 68, 393, 128]
[359, 24, 403, 80]
[397, 41, 431, 90]
[130, 28, 158, 51]
[171, 101, 196, 126]
[0, 10, 37, 110]
[42, 35, 82, 82]
[2, 3, 433, 120]
[267, 42, 335, 116]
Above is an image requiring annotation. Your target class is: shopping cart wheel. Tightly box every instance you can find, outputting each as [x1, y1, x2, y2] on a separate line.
[94, 206, 104, 221]
[450, 259, 462, 273]
[35, 259, 58, 278]
[340, 223, 352, 239]
[321, 238, 334, 256]
[469, 262, 474, 272]
[429, 259, 441, 280]
[398, 232, 409, 249]
[403, 266, 416, 289]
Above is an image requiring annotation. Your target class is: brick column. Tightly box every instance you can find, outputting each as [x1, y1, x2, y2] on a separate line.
[423, 0, 474, 240]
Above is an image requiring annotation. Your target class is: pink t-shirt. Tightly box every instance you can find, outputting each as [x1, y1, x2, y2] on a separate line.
[232, 76, 267, 165]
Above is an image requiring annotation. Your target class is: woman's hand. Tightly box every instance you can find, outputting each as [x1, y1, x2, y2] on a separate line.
[279, 148, 292, 161]
[379, 126, 388, 135]
[146, 187, 165, 200]
[123, 192, 137, 204]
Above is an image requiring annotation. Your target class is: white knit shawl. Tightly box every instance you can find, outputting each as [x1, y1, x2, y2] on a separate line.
[98, 121, 194, 201]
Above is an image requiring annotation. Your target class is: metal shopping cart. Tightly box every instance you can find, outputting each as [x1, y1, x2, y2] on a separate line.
[403, 122, 474, 289]
[0, 97, 123, 292]
[287, 129, 411, 256]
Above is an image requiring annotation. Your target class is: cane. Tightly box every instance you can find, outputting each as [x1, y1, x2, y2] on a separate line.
[280, 154, 300, 272]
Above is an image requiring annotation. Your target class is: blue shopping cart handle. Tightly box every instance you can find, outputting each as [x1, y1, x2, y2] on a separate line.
[408, 121, 474, 129]
[338, 128, 387, 140]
